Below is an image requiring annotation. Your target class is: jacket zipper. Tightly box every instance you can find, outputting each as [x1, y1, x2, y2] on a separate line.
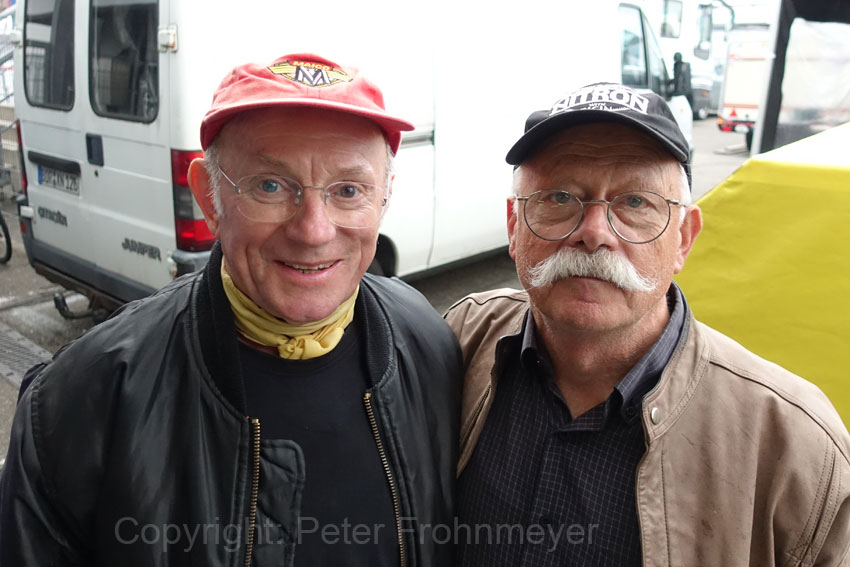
[364, 392, 406, 567]
[244, 417, 261, 567]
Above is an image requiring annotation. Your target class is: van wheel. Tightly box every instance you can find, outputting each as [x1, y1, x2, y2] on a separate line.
[0, 212, 11, 264]
[695, 107, 708, 120]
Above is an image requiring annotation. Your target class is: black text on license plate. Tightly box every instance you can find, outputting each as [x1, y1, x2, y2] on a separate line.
[38, 166, 80, 194]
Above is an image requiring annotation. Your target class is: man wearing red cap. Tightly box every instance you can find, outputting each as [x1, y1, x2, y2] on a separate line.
[447, 83, 850, 565]
[0, 54, 461, 566]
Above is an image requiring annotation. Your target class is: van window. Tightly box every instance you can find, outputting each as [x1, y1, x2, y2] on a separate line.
[89, 0, 159, 122]
[698, 5, 713, 45]
[694, 4, 713, 59]
[645, 14, 669, 95]
[24, 0, 75, 109]
[619, 4, 647, 87]
[661, 0, 683, 38]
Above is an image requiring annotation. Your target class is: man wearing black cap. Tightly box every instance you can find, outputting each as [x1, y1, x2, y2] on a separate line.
[0, 53, 461, 566]
[446, 82, 850, 565]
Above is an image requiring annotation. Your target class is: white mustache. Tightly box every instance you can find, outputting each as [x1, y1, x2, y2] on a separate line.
[527, 248, 657, 293]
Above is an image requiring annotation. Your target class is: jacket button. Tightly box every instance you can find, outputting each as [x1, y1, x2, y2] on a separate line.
[650, 407, 661, 424]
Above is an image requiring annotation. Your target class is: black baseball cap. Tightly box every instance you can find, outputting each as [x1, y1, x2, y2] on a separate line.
[506, 82, 691, 185]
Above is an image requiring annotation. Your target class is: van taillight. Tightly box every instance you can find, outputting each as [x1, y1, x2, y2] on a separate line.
[16, 121, 27, 195]
[171, 149, 215, 251]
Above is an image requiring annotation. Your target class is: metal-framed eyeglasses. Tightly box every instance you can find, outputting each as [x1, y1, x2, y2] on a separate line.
[218, 167, 389, 229]
[515, 189, 686, 244]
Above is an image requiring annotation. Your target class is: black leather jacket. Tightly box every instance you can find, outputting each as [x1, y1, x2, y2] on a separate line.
[0, 245, 462, 566]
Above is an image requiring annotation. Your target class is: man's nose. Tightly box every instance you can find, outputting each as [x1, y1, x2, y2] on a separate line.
[564, 201, 619, 251]
[283, 188, 337, 244]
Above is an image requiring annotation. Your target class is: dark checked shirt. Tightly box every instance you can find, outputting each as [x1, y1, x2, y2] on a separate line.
[456, 284, 688, 567]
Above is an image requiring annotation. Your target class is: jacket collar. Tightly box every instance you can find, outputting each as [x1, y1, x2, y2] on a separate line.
[640, 311, 709, 443]
[194, 242, 248, 414]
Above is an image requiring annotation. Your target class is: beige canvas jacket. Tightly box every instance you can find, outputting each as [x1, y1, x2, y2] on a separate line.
[445, 288, 850, 566]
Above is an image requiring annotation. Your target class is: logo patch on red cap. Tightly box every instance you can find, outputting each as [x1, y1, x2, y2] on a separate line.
[268, 59, 352, 88]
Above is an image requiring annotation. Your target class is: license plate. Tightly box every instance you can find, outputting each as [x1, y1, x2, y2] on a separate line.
[38, 165, 80, 195]
[733, 124, 750, 134]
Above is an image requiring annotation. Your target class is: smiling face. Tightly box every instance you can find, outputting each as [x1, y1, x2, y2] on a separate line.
[189, 107, 390, 324]
[508, 122, 701, 337]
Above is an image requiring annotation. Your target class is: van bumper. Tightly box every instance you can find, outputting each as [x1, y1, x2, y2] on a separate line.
[19, 218, 210, 310]
[21, 226, 156, 311]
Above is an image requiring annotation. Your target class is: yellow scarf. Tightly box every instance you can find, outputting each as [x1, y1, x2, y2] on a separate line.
[221, 261, 358, 360]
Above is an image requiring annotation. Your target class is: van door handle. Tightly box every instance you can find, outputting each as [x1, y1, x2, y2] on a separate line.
[86, 134, 104, 166]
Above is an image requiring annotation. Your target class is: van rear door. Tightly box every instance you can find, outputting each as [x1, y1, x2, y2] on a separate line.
[18, 0, 92, 286]
[83, 0, 174, 297]
[19, 0, 174, 303]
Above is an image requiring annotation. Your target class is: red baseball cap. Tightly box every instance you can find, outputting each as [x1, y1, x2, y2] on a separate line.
[200, 53, 415, 153]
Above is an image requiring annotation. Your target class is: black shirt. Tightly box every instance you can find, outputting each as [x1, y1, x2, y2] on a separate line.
[456, 285, 688, 566]
[240, 322, 398, 566]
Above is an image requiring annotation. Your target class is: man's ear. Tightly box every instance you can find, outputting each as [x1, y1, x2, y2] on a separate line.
[385, 173, 394, 208]
[187, 158, 220, 235]
[673, 205, 703, 274]
[507, 196, 519, 261]
[377, 173, 394, 225]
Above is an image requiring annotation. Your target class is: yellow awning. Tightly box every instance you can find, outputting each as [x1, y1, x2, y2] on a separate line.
[676, 122, 850, 427]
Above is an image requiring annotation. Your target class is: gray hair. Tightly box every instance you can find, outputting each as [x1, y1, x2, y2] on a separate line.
[203, 143, 225, 217]
[676, 164, 691, 208]
[203, 140, 396, 218]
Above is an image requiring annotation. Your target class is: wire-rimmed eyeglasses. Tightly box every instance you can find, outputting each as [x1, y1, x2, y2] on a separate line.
[218, 167, 388, 229]
[515, 189, 686, 244]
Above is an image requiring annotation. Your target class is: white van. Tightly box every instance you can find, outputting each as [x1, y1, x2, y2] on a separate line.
[12, 0, 692, 314]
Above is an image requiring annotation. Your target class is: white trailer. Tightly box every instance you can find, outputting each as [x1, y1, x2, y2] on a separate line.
[716, 22, 773, 149]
